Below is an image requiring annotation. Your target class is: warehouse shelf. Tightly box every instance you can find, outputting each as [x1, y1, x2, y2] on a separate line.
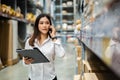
[77, 0, 120, 80]
[0, 12, 34, 24]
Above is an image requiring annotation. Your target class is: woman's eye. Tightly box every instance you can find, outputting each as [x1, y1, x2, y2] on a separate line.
[39, 21, 50, 25]
[39, 22, 43, 24]
[46, 22, 49, 24]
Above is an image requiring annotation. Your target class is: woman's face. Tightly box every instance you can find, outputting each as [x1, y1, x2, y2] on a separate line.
[38, 16, 50, 35]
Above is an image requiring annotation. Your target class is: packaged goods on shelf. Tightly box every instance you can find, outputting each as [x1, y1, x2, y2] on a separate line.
[62, 3, 67, 7]
[62, 23, 68, 31]
[1, 4, 24, 18]
[56, 24, 61, 30]
[67, 25, 74, 30]
[76, 24, 81, 31]
[26, 13, 36, 23]
[54, 0, 75, 26]
[75, 19, 81, 31]
[62, 10, 67, 15]
[67, 1, 73, 6]
[62, 19, 67, 23]
[1, 4, 8, 13]
[15, 7, 23, 18]
[76, 20, 81, 25]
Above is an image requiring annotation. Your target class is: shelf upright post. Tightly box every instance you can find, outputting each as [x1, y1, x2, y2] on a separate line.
[74, 0, 76, 24]
[24, 0, 27, 19]
[80, 0, 85, 76]
[50, 0, 56, 26]
[43, 0, 46, 13]
[14, 0, 17, 10]
[53, 0, 56, 26]
[60, 0, 63, 32]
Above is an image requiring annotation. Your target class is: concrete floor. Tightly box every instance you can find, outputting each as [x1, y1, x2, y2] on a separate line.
[0, 43, 77, 80]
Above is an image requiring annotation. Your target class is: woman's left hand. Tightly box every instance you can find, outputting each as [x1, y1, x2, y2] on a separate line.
[49, 26, 56, 37]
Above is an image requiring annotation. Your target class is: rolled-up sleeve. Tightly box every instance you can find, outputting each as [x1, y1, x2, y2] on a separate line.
[54, 39, 65, 57]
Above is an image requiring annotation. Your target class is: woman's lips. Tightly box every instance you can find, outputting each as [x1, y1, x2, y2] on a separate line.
[42, 29, 48, 31]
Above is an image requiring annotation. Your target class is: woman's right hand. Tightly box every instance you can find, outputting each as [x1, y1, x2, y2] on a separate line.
[49, 26, 56, 38]
[23, 57, 34, 65]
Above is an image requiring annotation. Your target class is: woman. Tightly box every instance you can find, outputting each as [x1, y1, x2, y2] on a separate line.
[23, 14, 65, 80]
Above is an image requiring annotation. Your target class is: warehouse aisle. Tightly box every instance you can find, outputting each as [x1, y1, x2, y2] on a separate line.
[0, 43, 76, 80]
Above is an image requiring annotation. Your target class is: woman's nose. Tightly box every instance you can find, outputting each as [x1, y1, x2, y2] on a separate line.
[43, 23, 47, 27]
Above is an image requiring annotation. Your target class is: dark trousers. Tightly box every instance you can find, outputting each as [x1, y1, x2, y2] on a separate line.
[29, 76, 57, 80]
[53, 76, 57, 80]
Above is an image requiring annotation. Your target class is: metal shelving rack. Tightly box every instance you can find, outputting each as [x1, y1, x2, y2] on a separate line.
[77, 0, 120, 80]
[54, 0, 77, 32]
[54, 0, 62, 29]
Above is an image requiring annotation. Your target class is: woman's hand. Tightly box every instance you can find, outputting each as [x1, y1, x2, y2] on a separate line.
[23, 57, 34, 65]
[49, 26, 56, 38]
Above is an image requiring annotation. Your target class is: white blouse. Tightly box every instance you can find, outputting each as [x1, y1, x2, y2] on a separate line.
[23, 37, 65, 80]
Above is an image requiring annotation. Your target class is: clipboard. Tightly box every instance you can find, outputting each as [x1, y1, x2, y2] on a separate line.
[16, 48, 49, 64]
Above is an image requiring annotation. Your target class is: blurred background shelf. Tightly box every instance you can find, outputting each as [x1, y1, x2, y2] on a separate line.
[0, 12, 34, 24]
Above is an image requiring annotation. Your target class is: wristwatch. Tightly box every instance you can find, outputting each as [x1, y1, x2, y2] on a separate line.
[51, 36, 57, 40]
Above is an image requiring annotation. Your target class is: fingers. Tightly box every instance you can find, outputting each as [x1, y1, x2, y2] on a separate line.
[50, 26, 56, 32]
[24, 57, 34, 64]
[50, 26, 56, 37]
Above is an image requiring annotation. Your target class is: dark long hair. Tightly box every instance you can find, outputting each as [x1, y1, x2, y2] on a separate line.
[29, 14, 52, 46]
